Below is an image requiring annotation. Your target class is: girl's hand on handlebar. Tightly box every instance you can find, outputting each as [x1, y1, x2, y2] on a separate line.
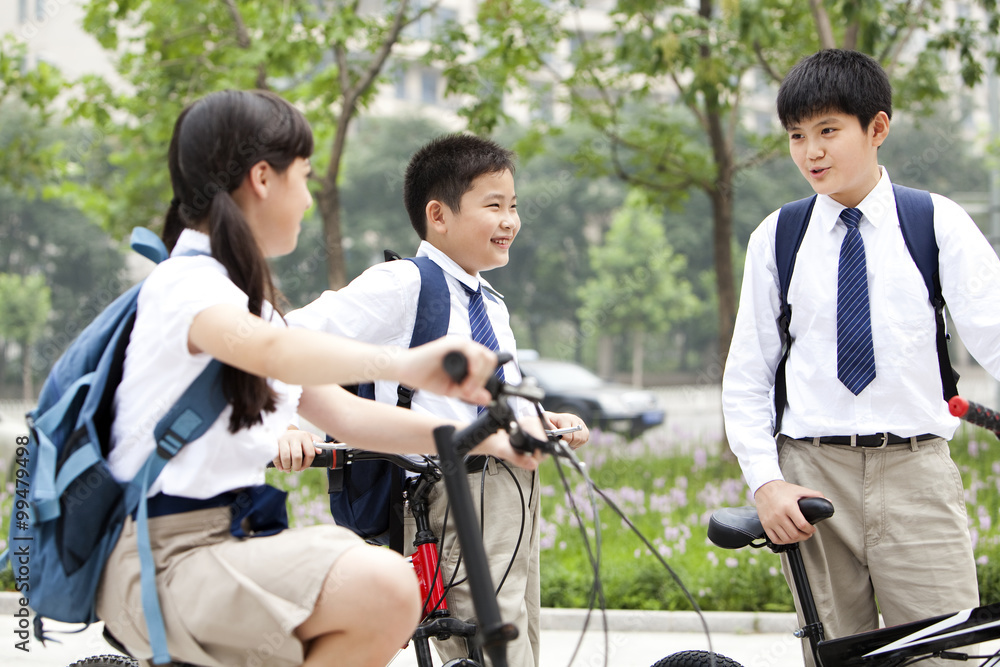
[273, 427, 323, 472]
[395, 338, 497, 406]
[472, 432, 543, 471]
[544, 411, 590, 450]
[754, 480, 825, 545]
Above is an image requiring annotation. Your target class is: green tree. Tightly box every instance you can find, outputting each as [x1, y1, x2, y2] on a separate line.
[446, 0, 1000, 366]
[75, 0, 454, 289]
[0, 188, 127, 393]
[0, 273, 51, 400]
[0, 35, 71, 196]
[577, 190, 697, 386]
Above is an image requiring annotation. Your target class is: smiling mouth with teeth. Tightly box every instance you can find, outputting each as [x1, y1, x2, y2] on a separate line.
[492, 238, 512, 247]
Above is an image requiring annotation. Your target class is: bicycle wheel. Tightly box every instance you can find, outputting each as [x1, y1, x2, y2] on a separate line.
[652, 650, 745, 667]
[67, 655, 140, 667]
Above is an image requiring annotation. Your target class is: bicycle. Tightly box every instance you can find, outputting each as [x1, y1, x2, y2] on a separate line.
[66, 352, 569, 667]
[656, 396, 1000, 667]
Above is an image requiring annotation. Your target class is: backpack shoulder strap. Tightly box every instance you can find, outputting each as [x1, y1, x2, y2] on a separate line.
[405, 256, 452, 349]
[130, 360, 228, 665]
[772, 195, 816, 435]
[893, 184, 938, 304]
[892, 184, 957, 400]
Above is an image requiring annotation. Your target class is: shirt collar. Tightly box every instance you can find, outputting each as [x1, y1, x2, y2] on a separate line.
[416, 240, 504, 298]
[815, 166, 894, 232]
[171, 228, 212, 256]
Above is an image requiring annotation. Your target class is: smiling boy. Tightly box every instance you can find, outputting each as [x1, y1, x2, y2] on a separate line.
[722, 50, 1000, 666]
[286, 133, 587, 667]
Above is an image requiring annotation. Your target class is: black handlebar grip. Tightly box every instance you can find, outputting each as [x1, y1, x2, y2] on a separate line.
[443, 351, 515, 383]
[265, 448, 336, 469]
[949, 396, 1000, 434]
[444, 351, 468, 383]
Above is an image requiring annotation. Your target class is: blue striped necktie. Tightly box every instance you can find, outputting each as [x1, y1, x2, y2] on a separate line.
[463, 283, 505, 412]
[836, 207, 876, 395]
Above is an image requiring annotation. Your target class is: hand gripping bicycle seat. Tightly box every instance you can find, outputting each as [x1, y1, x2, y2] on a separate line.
[708, 497, 834, 549]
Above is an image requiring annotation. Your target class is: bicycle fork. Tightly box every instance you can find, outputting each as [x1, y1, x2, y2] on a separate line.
[406, 472, 484, 665]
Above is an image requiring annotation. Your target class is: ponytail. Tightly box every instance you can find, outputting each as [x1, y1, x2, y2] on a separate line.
[208, 191, 280, 432]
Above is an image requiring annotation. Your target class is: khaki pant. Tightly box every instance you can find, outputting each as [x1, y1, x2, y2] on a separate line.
[778, 436, 979, 667]
[404, 459, 540, 667]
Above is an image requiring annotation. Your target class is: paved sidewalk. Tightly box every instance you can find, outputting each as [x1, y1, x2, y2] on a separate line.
[0, 593, 804, 667]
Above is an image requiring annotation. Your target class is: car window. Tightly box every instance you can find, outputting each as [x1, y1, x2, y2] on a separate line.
[520, 361, 604, 391]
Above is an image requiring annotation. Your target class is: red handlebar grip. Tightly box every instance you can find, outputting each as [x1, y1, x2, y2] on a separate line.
[949, 396, 970, 418]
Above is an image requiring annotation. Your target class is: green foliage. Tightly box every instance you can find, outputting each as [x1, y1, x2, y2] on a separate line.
[0, 189, 127, 389]
[578, 190, 698, 338]
[0, 274, 50, 345]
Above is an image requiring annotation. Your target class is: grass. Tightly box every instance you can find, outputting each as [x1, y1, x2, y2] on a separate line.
[3, 423, 1000, 613]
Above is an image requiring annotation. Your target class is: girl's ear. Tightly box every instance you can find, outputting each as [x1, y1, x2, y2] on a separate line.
[243, 161, 272, 200]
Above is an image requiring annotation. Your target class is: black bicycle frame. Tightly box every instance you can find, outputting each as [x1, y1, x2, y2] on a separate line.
[785, 543, 1000, 666]
[432, 410, 520, 667]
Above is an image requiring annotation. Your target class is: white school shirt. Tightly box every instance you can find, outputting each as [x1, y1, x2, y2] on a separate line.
[286, 240, 533, 423]
[109, 229, 301, 498]
[723, 169, 1000, 495]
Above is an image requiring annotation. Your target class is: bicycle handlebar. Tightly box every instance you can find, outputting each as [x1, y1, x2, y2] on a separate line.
[948, 396, 1000, 436]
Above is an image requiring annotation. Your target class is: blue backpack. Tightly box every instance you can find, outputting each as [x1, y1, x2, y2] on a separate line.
[328, 253, 450, 553]
[1, 228, 227, 665]
[772, 184, 958, 432]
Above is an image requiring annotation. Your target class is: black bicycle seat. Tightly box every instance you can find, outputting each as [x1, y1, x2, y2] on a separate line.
[707, 497, 834, 549]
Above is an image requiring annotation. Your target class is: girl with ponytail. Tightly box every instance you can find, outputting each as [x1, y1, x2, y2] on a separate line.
[97, 90, 535, 667]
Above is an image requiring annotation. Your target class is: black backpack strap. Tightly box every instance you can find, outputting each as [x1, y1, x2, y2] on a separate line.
[893, 184, 958, 400]
[772, 195, 816, 435]
[386, 255, 451, 552]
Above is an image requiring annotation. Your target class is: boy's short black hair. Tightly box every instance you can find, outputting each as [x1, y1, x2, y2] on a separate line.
[777, 49, 892, 131]
[403, 133, 516, 239]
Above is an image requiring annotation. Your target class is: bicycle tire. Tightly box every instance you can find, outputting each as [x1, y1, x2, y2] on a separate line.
[652, 650, 746, 667]
[66, 655, 140, 667]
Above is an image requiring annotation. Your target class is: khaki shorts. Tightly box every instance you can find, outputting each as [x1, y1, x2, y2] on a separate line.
[97, 507, 362, 667]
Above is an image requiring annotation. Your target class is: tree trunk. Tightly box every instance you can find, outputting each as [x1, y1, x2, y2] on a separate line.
[21, 342, 33, 402]
[317, 186, 347, 290]
[631, 329, 645, 387]
[318, 109, 354, 290]
[597, 335, 615, 379]
[699, 1, 737, 367]
[809, 0, 836, 49]
[0, 340, 7, 397]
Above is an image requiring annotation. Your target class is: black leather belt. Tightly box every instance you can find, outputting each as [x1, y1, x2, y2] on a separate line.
[798, 433, 938, 448]
[464, 455, 492, 474]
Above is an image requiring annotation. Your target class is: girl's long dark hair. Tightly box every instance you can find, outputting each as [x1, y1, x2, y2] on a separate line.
[162, 90, 313, 433]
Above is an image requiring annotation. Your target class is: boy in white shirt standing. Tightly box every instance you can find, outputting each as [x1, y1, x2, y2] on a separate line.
[723, 49, 1000, 666]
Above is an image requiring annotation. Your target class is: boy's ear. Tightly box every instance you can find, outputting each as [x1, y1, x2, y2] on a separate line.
[870, 111, 890, 148]
[425, 199, 449, 236]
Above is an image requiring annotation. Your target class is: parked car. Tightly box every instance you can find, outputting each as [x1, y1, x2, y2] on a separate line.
[516, 356, 665, 439]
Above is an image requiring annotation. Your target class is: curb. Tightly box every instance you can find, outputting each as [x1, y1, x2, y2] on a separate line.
[539, 608, 798, 634]
[0, 591, 797, 634]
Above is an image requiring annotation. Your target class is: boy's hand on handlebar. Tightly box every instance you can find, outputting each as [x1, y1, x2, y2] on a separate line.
[472, 432, 543, 471]
[544, 411, 590, 450]
[273, 427, 323, 472]
[395, 338, 497, 406]
[754, 480, 826, 545]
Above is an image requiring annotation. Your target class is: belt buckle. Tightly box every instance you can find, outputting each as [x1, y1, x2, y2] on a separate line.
[876, 432, 890, 449]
